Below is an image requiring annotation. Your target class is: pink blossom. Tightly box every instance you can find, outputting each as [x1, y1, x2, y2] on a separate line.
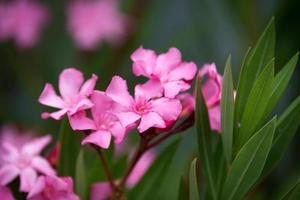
[90, 150, 155, 200]
[39, 68, 97, 120]
[27, 175, 80, 200]
[0, 186, 15, 200]
[131, 47, 197, 98]
[67, 0, 129, 50]
[0, 129, 55, 192]
[69, 91, 126, 149]
[105, 76, 182, 133]
[0, 0, 49, 48]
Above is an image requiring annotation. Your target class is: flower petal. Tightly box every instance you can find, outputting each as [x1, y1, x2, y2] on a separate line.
[134, 79, 163, 101]
[138, 112, 166, 133]
[151, 98, 182, 121]
[0, 165, 19, 186]
[163, 80, 190, 98]
[90, 182, 112, 200]
[59, 68, 84, 101]
[32, 157, 56, 176]
[155, 47, 181, 76]
[27, 176, 45, 198]
[169, 61, 197, 81]
[79, 74, 98, 96]
[41, 109, 68, 120]
[22, 135, 51, 156]
[91, 91, 116, 122]
[82, 131, 112, 149]
[68, 111, 96, 131]
[68, 98, 94, 116]
[38, 83, 64, 109]
[0, 186, 15, 200]
[116, 112, 140, 128]
[106, 76, 134, 108]
[131, 46, 157, 77]
[20, 168, 37, 192]
[208, 105, 221, 132]
[110, 122, 126, 144]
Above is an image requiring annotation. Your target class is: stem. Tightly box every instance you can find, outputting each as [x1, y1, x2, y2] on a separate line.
[92, 145, 116, 189]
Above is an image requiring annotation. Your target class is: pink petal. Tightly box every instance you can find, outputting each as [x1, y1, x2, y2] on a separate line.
[41, 109, 68, 120]
[22, 135, 51, 156]
[90, 182, 112, 200]
[20, 168, 37, 192]
[59, 68, 84, 101]
[110, 122, 126, 144]
[0, 165, 19, 185]
[151, 98, 182, 121]
[91, 91, 115, 122]
[202, 78, 221, 107]
[116, 112, 141, 128]
[68, 111, 96, 131]
[68, 98, 94, 115]
[106, 76, 134, 108]
[0, 186, 15, 200]
[27, 176, 45, 198]
[131, 46, 157, 77]
[61, 177, 74, 193]
[198, 63, 218, 78]
[138, 112, 166, 133]
[82, 131, 112, 149]
[134, 79, 163, 101]
[169, 61, 197, 81]
[32, 157, 56, 176]
[155, 47, 181, 76]
[208, 105, 221, 132]
[79, 74, 98, 96]
[38, 83, 64, 109]
[163, 80, 190, 98]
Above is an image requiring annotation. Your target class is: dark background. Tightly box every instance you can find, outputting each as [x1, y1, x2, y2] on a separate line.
[0, 0, 299, 199]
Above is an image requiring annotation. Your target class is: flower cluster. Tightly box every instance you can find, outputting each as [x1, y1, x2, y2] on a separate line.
[0, 0, 49, 48]
[39, 47, 198, 149]
[0, 126, 80, 200]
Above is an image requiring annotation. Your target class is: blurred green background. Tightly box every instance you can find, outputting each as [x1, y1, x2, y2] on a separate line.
[0, 0, 299, 199]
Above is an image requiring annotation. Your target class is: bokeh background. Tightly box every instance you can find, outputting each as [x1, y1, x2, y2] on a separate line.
[0, 0, 299, 199]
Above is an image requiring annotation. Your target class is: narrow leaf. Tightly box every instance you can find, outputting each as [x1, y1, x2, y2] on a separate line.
[235, 18, 275, 134]
[262, 95, 300, 176]
[178, 177, 188, 200]
[221, 55, 235, 163]
[189, 158, 199, 200]
[221, 117, 277, 200]
[238, 60, 274, 148]
[263, 52, 299, 119]
[58, 118, 81, 178]
[195, 77, 217, 200]
[277, 175, 300, 200]
[75, 149, 87, 199]
[128, 138, 180, 200]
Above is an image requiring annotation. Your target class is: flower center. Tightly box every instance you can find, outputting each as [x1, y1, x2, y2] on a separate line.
[96, 113, 116, 130]
[134, 98, 152, 115]
[16, 154, 32, 169]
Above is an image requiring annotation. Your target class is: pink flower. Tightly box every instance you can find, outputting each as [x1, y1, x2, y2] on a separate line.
[0, 130, 55, 192]
[27, 175, 80, 200]
[39, 68, 97, 120]
[69, 91, 126, 149]
[90, 150, 155, 200]
[0, 186, 15, 200]
[67, 0, 129, 50]
[105, 76, 182, 133]
[0, 0, 49, 48]
[131, 47, 197, 98]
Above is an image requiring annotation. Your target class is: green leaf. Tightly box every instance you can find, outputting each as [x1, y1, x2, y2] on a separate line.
[58, 118, 82, 178]
[263, 53, 299, 119]
[214, 138, 227, 198]
[75, 149, 87, 199]
[221, 55, 235, 163]
[221, 117, 276, 200]
[277, 175, 300, 200]
[235, 18, 275, 135]
[178, 177, 188, 200]
[128, 138, 180, 200]
[195, 77, 217, 200]
[238, 60, 274, 148]
[262, 95, 300, 176]
[189, 158, 199, 200]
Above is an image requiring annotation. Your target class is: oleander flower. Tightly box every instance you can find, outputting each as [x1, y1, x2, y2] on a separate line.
[27, 175, 80, 200]
[39, 68, 97, 120]
[131, 47, 197, 98]
[0, 0, 49, 48]
[67, 0, 130, 50]
[69, 91, 126, 149]
[0, 129, 55, 192]
[0, 186, 15, 200]
[105, 76, 182, 133]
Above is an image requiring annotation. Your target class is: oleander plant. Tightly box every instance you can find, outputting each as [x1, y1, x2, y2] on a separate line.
[0, 17, 300, 200]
